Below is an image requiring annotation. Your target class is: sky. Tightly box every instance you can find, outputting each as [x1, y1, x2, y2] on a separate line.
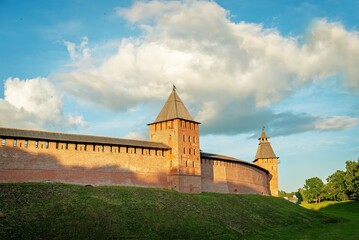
[1, 0, 359, 192]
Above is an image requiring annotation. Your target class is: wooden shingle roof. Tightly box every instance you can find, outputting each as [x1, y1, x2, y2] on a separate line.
[254, 129, 277, 161]
[151, 88, 198, 124]
[254, 142, 277, 160]
[0, 127, 170, 149]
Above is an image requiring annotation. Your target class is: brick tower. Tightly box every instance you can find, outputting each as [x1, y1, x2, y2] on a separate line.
[148, 87, 201, 193]
[253, 127, 279, 196]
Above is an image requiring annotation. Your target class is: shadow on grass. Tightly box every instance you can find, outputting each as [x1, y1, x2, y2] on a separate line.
[318, 200, 359, 215]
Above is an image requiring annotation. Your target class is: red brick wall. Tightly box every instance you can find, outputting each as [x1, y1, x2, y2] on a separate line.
[149, 119, 201, 193]
[0, 137, 271, 195]
[253, 158, 279, 196]
[201, 158, 270, 195]
[0, 138, 170, 189]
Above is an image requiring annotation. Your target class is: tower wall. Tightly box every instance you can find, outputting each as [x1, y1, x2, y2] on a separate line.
[253, 158, 278, 196]
[201, 158, 270, 194]
[149, 119, 201, 193]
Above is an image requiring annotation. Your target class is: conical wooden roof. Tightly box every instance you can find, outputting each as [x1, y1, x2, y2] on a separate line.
[152, 88, 196, 123]
[254, 129, 277, 161]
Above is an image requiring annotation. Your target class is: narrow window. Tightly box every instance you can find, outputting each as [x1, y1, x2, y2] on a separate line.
[93, 145, 96, 151]
[56, 142, 59, 149]
[24, 139, 28, 148]
[183, 135, 185, 142]
[193, 136, 196, 143]
[35, 141, 39, 148]
[194, 149, 196, 155]
[102, 145, 104, 152]
[188, 136, 191, 142]
[13, 139, 17, 147]
[75, 143, 78, 150]
[189, 148, 191, 155]
[46, 141, 49, 149]
[65, 143, 68, 150]
[110, 146, 112, 152]
[84, 144, 87, 151]
[1, 138, 5, 146]
[183, 147, 186, 154]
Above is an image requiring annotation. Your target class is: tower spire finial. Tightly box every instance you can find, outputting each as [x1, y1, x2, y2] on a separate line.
[173, 84, 176, 91]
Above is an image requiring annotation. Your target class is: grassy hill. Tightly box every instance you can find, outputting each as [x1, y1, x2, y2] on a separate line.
[0, 183, 354, 239]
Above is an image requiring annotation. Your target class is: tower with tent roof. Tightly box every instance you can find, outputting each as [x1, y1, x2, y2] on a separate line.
[148, 86, 202, 193]
[253, 127, 279, 196]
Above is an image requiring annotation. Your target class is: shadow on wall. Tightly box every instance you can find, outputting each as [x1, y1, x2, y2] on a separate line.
[0, 147, 170, 189]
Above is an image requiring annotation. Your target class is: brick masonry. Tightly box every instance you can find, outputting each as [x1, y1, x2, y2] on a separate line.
[0, 90, 276, 195]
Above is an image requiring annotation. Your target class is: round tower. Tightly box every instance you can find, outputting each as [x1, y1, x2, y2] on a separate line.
[253, 127, 279, 196]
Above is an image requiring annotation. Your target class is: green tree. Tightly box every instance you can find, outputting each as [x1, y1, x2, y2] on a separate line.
[297, 188, 306, 203]
[278, 190, 287, 198]
[344, 159, 359, 199]
[325, 170, 347, 201]
[303, 177, 324, 203]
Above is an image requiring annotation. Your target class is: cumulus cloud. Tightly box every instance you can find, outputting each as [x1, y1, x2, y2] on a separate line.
[0, 77, 84, 130]
[54, 0, 359, 135]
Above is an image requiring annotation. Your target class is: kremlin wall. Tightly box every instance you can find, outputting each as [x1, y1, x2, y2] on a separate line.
[0, 89, 279, 196]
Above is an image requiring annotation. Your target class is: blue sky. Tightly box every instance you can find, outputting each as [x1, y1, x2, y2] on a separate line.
[1, 0, 359, 192]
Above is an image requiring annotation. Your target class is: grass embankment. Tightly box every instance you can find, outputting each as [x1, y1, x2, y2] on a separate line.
[0, 183, 348, 240]
[297, 201, 359, 239]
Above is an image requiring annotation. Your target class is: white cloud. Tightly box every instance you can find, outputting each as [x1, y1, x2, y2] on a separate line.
[314, 116, 359, 130]
[0, 77, 84, 130]
[124, 131, 145, 140]
[53, 0, 359, 135]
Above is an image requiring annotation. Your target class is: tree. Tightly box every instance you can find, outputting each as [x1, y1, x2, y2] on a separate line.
[296, 188, 304, 204]
[303, 177, 324, 203]
[325, 170, 347, 201]
[344, 159, 359, 199]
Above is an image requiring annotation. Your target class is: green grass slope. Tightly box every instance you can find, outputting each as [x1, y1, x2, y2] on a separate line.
[0, 183, 341, 240]
[298, 201, 359, 239]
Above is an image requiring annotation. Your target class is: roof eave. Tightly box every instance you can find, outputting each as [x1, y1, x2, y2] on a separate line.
[147, 118, 201, 125]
